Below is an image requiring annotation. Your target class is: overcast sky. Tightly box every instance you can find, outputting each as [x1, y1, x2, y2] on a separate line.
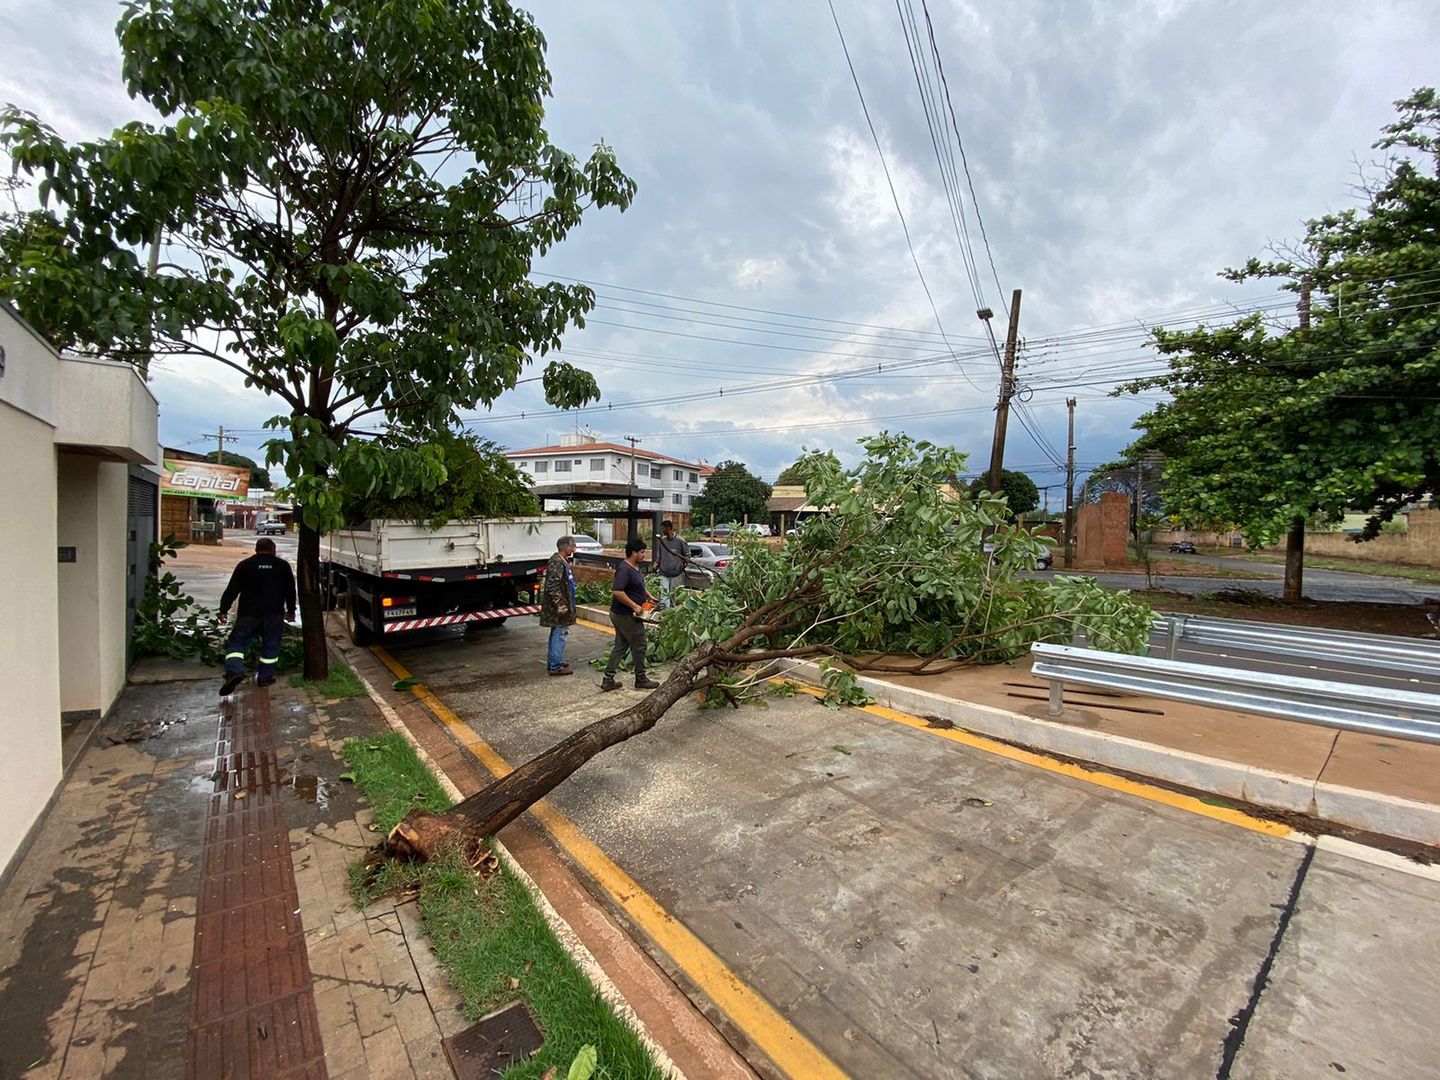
[3, 0, 1436, 498]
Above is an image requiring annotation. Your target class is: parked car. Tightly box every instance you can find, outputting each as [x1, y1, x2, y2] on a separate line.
[707, 523, 735, 538]
[570, 534, 604, 555]
[687, 541, 732, 573]
[742, 523, 773, 536]
[256, 519, 287, 536]
[983, 539, 1054, 571]
[1169, 540, 1198, 554]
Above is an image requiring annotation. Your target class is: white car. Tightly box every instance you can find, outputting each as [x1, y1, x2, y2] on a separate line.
[742, 523, 773, 536]
[570, 534, 604, 554]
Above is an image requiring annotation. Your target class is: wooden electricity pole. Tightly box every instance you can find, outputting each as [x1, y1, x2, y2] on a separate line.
[986, 289, 1023, 492]
[1064, 397, 1076, 568]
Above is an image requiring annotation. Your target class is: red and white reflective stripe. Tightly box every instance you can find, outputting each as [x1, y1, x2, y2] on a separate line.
[383, 604, 541, 633]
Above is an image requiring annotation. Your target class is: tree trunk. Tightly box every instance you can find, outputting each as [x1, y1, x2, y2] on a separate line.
[296, 517, 329, 679]
[387, 641, 719, 860]
[1282, 515, 1305, 602]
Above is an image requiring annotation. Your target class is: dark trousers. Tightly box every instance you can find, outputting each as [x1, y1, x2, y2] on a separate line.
[224, 614, 284, 682]
[604, 610, 647, 679]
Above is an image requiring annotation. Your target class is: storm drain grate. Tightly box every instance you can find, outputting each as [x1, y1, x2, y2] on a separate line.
[442, 1000, 544, 1079]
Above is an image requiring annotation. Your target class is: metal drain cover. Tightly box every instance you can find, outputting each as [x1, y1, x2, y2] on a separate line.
[442, 1000, 544, 1078]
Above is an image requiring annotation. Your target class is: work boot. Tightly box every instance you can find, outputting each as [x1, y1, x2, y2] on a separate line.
[600, 676, 621, 692]
[634, 675, 661, 690]
[219, 673, 243, 697]
[548, 666, 574, 677]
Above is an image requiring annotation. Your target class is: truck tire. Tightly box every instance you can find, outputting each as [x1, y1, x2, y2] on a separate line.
[345, 592, 374, 646]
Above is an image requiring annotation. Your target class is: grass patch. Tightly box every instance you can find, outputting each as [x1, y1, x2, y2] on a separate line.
[341, 734, 662, 1079]
[1222, 549, 1440, 584]
[289, 661, 366, 699]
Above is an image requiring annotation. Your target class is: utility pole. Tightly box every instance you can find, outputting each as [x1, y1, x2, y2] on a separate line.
[202, 426, 238, 463]
[624, 434, 641, 488]
[986, 289, 1023, 493]
[1284, 283, 1313, 602]
[1064, 397, 1076, 569]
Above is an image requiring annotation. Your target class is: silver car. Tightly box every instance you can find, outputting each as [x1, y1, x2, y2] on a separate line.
[570, 534, 604, 555]
[687, 541, 732, 573]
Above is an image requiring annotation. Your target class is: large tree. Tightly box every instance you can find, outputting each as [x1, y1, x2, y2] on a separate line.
[968, 469, 1039, 518]
[1115, 89, 1440, 599]
[0, 0, 635, 675]
[203, 450, 270, 491]
[690, 460, 772, 526]
[390, 435, 1152, 859]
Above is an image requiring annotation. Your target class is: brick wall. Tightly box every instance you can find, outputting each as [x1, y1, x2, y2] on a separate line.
[1303, 508, 1440, 568]
[1075, 492, 1131, 567]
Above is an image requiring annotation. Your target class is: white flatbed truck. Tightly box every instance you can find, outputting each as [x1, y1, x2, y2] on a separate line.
[321, 517, 570, 645]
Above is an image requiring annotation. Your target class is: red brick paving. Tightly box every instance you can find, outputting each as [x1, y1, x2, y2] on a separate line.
[190, 688, 328, 1079]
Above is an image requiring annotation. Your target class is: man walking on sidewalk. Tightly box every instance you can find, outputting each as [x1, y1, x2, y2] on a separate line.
[655, 519, 688, 609]
[540, 535, 578, 676]
[218, 537, 296, 696]
[601, 537, 660, 692]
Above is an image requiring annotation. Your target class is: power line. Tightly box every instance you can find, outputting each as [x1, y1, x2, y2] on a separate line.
[826, 0, 981, 391]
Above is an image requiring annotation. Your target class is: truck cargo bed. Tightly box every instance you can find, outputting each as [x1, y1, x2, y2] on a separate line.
[322, 517, 567, 576]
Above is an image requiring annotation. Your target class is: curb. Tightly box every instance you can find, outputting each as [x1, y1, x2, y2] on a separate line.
[334, 641, 687, 1080]
[776, 658, 1440, 847]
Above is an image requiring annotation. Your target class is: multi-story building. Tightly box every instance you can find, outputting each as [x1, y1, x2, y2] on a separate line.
[505, 430, 713, 523]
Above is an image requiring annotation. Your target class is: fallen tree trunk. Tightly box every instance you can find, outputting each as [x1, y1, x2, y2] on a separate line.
[387, 640, 721, 861]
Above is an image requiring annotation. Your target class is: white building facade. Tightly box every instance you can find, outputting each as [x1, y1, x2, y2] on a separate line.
[506, 431, 713, 517]
[0, 302, 161, 879]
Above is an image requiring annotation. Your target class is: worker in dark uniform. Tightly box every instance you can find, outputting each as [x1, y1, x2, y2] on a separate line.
[218, 537, 297, 695]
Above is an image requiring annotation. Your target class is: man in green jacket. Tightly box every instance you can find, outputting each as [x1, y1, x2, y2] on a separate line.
[539, 535, 578, 676]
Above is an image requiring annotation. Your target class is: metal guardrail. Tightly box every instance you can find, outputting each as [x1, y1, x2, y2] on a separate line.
[1154, 613, 1440, 677]
[1031, 642, 1440, 745]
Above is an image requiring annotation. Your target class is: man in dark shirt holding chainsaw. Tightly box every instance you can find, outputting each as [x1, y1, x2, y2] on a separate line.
[217, 537, 297, 695]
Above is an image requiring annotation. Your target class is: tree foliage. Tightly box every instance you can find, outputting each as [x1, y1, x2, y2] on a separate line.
[1115, 89, 1440, 547]
[968, 469, 1039, 518]
[388, 434, 1153, 860]
[690, 460, 771, 525]
[775, 451, 836, 487]
[0, 0, 635, 675]
[340, 431, 538, 527]
[203, 450, 270, 490]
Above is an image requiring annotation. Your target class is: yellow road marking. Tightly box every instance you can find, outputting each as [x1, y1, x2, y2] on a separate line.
[371, 645, 848, 1080]
[568, 618, 1291, 838]
[576, 615, 614, 635]
[784, 682, 1294, 838]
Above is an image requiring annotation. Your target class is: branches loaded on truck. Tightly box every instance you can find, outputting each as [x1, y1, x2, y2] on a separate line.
[321, 517, 572, 645]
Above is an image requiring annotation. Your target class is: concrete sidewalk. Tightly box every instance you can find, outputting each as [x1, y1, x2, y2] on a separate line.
[0, 666, 469, 1079]
[580, 602, 1440, 848]
[796, 651, 1440, 847]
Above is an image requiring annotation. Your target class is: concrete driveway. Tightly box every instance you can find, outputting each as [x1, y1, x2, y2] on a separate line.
[378, 619, 1440, 1079]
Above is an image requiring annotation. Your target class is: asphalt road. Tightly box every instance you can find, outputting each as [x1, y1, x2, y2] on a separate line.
[1057, 551, 1438, 603]
[380, 618, 1440, 1080]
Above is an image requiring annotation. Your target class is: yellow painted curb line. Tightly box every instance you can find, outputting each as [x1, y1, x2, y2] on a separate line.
[371, 645, 848, 1080]
[569, 618, 1290, 839]
[783, 681, 1294, 838]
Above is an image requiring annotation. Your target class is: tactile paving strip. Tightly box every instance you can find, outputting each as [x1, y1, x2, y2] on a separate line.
[189, 690, 328, 1079]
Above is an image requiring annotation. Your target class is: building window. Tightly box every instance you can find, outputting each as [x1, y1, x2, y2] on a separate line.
[574, 459, 583, 465]
[533, 461, 548, 474]
[672, 493, 683, 505]
[689, 471, 697, 483]
[554, 460, 572, 473]
[672, 469, 682, 481]
[589, 459, 604, 472]
[637, 462, 649, 478]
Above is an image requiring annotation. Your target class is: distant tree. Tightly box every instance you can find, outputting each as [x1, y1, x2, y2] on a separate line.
[0, 0, 635, 676]
[968, 470, 1039, 518]
[691, 461, 772, 525]
[570, 499, 623, 539]
[1115, 89, 1440, 599]
[775, 451, 836, 487]
[203, 450, 269, 491]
